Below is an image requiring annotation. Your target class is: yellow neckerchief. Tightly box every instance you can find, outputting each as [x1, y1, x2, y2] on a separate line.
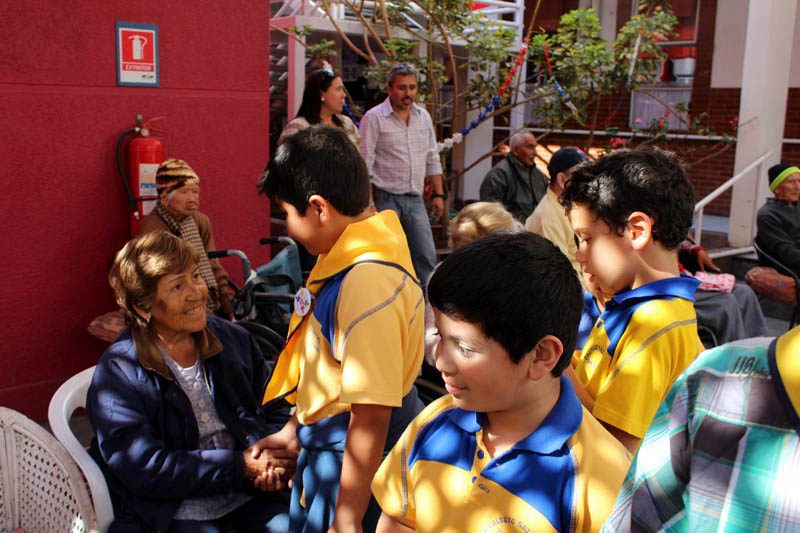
[772, 325, 800, 436]
[263, 210, 417, 405]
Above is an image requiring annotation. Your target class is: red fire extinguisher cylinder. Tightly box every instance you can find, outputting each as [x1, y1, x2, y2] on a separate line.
[127, 134, 164, 235]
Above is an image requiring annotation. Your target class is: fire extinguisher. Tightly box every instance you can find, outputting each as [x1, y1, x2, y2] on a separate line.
[116, 115, 165, 236]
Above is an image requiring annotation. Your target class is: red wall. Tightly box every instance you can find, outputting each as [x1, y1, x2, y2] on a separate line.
[0, 2, 271, 419]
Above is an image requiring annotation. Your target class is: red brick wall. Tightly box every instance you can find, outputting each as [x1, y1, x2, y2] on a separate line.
[508, 0, 800, 218]
[785, 89, 800, 139]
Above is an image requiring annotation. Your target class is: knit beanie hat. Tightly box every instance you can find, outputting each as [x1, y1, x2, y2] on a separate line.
[768, 163, 800, 192]
[156, 158, 200, 196]
[547, 147, 587, 181]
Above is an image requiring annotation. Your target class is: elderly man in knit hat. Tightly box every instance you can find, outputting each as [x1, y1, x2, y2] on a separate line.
[137, 158, 234, 317]
[756, 162, 800, 277]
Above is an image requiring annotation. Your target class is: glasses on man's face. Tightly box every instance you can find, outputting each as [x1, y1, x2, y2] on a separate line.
[784, 178, 800, 186]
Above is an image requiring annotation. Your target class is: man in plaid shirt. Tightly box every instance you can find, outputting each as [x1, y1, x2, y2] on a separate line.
[359, 63, 445, 286]
[604, 326, 800, 532]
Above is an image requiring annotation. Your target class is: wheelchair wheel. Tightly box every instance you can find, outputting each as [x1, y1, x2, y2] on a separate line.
[236, 321, 286, 362]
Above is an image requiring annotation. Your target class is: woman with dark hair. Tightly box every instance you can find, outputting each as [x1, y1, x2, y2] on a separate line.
[277, 69, 360, 147]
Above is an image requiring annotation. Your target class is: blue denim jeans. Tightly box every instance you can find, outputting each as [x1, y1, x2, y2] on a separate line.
[372, 186, 437, 288]
[168, 496, 290, 533]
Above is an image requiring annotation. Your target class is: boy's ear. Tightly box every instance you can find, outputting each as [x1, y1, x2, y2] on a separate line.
[307, 194, 331, 224]
[527, 335, 564, 381]
[627, 211, 654, 251]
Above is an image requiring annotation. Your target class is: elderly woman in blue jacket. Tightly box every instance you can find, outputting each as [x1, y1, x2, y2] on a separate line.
[87, 232, 296, 533]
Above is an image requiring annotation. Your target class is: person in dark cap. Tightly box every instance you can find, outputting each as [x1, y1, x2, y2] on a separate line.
[756, 162, 800, 276]
[137, 158, 234, 317]
[524, 146, 587, 282]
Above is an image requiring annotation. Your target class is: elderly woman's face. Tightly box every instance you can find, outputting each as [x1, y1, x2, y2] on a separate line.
[150, 263, 208, 336]
[164, 184, 200, 218]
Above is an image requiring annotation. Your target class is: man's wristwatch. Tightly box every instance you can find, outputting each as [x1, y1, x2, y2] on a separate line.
[431, 193, 447, 199]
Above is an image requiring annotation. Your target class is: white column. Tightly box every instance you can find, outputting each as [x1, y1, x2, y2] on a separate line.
[287, 31, 306, 118]
[461, 68, 495, 200]
[728, 0, 797, 247]
[598, 0, 618, 48]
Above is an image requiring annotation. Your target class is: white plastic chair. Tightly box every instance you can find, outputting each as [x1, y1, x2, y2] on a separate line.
[0, 406, 99, 532]
[48, 367, 114, 532]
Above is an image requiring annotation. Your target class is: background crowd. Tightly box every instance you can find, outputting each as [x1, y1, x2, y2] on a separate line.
[87, 62, 800, 533]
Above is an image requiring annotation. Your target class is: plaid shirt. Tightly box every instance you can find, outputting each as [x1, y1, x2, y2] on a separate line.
[359, 98, 442, 195]
[603, 332, 800, 532]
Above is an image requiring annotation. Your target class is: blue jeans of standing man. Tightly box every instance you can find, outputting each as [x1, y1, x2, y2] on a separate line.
[372, 186, 437, 288]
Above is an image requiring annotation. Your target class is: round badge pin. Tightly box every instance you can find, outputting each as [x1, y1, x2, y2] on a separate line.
[294, 287, 313, 317]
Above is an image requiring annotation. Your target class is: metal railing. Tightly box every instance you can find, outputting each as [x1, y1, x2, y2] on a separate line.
[693, 150, 772, 252]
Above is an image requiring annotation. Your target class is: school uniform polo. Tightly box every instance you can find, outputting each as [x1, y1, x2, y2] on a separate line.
[372, 378, 630, 532]
[263, 210, 425, 425]
[262, 210, 426, 532]
[572, 275, 702, 439]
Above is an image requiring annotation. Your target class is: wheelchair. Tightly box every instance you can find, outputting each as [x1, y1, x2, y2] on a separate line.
[209, 237, 300, 362]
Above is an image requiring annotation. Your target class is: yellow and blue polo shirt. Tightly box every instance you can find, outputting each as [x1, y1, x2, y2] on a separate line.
[372, 378, 630, 532]
[572, 275, 702, 439]
[263, 210, 425, 425]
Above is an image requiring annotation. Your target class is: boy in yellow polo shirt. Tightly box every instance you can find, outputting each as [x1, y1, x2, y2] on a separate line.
[373, 232, 630, 532]
[253, 126, 425, 532]
[561, 148, 703, 452]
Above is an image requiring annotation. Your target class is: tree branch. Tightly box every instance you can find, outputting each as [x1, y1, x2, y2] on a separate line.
[377, 0, 392, 40]
[585, 97, 602, 150]
[339, 0, 390, 55]
[320, 0, 376, 63]
[268, 23, 310, 49]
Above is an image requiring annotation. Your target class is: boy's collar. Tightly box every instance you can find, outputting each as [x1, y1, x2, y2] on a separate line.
[447, 377, 582, 455]
[609, 274, 700, 307]
[306, 210, 415, 289]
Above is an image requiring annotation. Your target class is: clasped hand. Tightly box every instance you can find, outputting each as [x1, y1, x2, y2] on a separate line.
[243, 430, 301, 492]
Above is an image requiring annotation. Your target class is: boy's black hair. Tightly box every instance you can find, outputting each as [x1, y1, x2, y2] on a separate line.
[428, 232, 582, 375]
[560, 147, 694, 249]
[258, 125, 370, 216]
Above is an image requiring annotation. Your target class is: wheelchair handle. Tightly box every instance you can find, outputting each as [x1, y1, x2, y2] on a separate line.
[260, 236, 296, 247]
[207, 250, 255, 283]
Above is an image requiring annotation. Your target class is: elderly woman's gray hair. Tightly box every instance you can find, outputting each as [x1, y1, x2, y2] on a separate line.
[387, 63, 419, 87]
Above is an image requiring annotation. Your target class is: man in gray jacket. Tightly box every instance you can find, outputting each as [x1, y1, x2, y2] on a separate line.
[756, 162, 800, 276]
[479, 130, 548, 222]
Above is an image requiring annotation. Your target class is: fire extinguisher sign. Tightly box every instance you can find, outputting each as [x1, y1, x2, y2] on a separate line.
[116, 22, 159, 87]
